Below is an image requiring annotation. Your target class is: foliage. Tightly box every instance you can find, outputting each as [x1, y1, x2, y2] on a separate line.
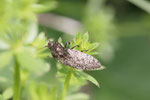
[128, 0, 150, 13]
[0, 0, 103, 99]
[0, 0, 56, 100]
[0, 0, 150, 100]
[56, 32, 103, 100]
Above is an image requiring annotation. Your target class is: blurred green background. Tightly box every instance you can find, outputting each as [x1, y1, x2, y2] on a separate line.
[0, 0, 150, 100]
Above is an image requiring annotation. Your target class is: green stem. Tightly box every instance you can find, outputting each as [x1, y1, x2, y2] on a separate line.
[13, 55, 21, 100]
[60, 68, 73, 100]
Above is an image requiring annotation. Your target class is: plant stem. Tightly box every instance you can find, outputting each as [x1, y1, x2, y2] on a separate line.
[60, 68, 73, 100]
[13, 55, 21, 100]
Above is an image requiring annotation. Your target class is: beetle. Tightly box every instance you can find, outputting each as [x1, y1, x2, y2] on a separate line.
[45, 40, 101, 70]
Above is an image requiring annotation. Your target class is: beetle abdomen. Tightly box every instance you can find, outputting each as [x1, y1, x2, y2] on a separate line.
[61, 49, 101, 70]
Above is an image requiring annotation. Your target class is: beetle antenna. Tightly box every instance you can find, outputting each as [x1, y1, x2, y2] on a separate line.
[48, 39, 51, 43]
[38, 45, 48, 50]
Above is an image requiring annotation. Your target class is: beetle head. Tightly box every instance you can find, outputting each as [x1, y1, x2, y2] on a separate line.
[46, 40, 53, 48]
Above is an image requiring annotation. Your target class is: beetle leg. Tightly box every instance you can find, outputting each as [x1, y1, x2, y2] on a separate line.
[81, 49, 89, 52]
[71, 45, 79, 49]
[65, 42, 71, 48]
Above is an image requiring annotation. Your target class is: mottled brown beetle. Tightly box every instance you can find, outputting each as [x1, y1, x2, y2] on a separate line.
[45, 40, 101, 70]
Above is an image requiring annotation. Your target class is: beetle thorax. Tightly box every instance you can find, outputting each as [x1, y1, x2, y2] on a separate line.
[47, 41, 68, 59]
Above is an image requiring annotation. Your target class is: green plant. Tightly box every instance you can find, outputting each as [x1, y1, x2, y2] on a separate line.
[56, 32, 105, 100]
[0, 0, 104, 100]
[128, 0, 150, 13]
[0, 0, 56, 100]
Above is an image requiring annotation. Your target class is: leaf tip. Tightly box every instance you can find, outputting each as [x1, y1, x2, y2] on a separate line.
[98, 65, 106, 71]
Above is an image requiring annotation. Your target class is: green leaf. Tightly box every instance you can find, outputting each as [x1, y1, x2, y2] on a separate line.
[57, 64, 87, 92]
[76, 71, 100, 88]
[49, 87, 57, 100]
[98, 65, 106, 70]
[32, 32, 47, 48]
[58, 37, 64, 46]
[89, 65, 106, 71]
[0, 95, 6, 100]
[91, 42, 99, 50]
[17, 47, 50, 75]
[87, 51, 98, 55]
[66, 93, 89, 100]
[0, 51, 12, 69]
[2, 88, 13, 100]
[25, 22, 38, 44]
[72, 32, 100, 55]
[0, 66, 13, 86]
[128, 0, 150, 13]
[0, 39, 10, 50]
[32, 1, 57, 13]
[29, 82, 55, 100]
[83, 32, 89, 42]
[75, 32, 82, 40]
